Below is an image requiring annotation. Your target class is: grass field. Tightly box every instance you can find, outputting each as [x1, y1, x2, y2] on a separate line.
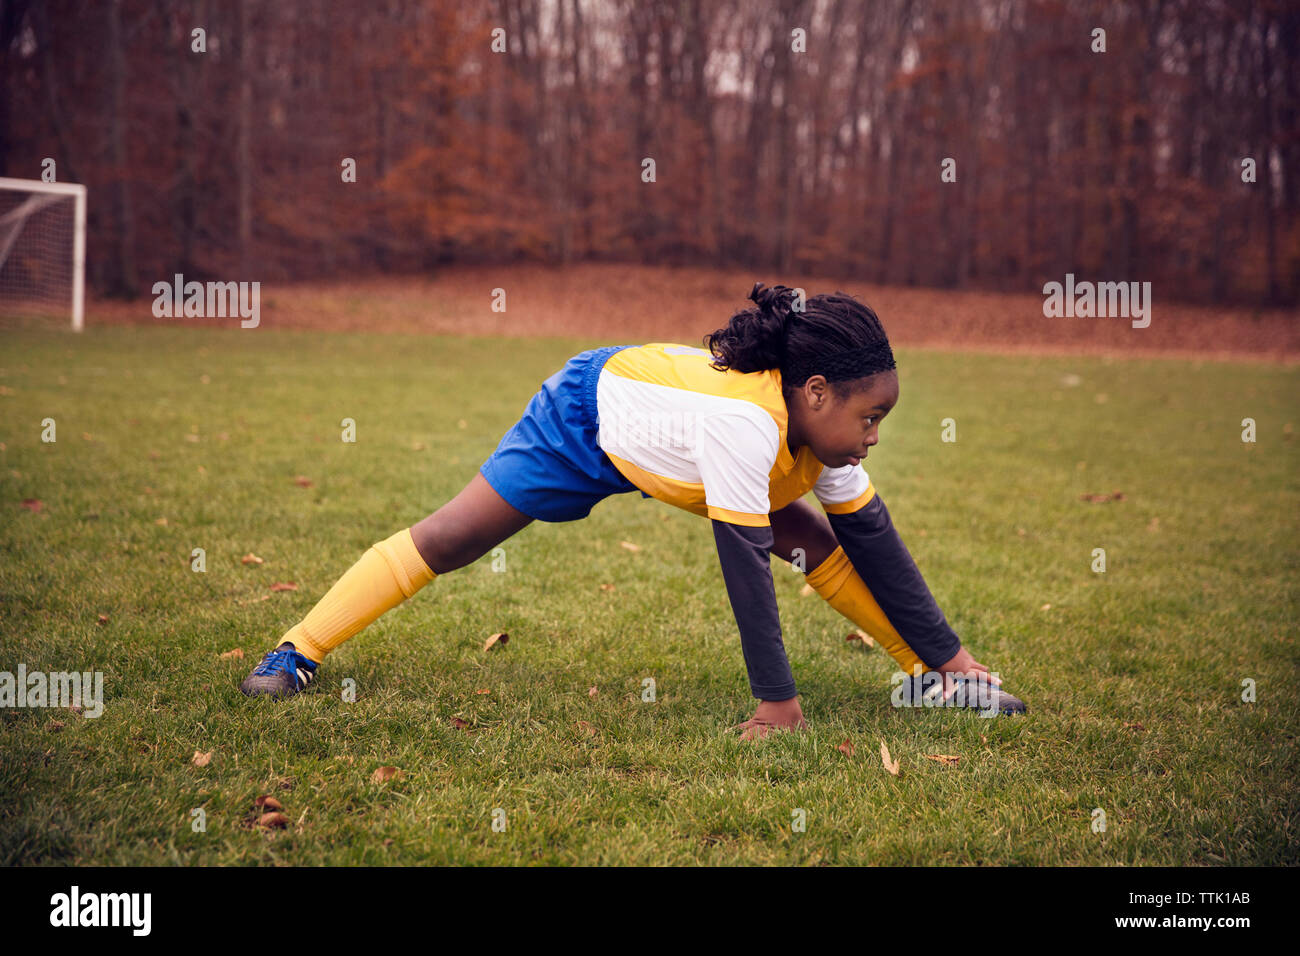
[1, 325, 1297, 865]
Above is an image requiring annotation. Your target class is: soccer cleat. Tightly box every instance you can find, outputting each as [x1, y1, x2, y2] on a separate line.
[899, 674, 1028, 715]
[239, 641, 318, 699]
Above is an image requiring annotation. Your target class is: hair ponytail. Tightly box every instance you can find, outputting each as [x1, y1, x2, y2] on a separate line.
[703, 282, 798, 375]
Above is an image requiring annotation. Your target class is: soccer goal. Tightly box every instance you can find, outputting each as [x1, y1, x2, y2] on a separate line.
[0, 177, 87, 331]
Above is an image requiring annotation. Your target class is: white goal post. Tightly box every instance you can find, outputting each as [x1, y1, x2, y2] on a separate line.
[0, 177, 87, 331]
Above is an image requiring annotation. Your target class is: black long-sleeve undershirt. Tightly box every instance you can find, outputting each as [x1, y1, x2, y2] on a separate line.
[711, 519, 797, 701]
[825, 494, 962, 669]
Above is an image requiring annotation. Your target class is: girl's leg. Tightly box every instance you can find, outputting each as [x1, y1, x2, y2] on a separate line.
[268, 473, 531, 666]
[768, 497, 930, 675]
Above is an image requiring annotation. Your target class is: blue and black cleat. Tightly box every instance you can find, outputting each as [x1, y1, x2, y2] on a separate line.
[239, 641, 318, 699]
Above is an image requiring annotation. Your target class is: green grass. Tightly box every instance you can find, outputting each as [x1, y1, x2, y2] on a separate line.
[1, 326, 1297, 865]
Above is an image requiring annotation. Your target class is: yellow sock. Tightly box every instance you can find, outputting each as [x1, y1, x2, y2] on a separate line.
[804, 545, 931, 675]
[278, 527, 437, 662]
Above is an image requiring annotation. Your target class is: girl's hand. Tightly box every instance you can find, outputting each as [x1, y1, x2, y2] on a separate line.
[732, 696, 808, 742]
[936, 646, 1002, 700]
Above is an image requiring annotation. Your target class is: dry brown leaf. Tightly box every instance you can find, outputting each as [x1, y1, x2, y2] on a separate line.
[979, 733, 988, 745]
[475, 688, 491, 695]
[1080, 490, 1126, 503]
[192, 750, 213, 768]
[483, 631, 509, 651]
[837, 738, 855, 758]
[620, 540, 641, 552]
[293, 476, 314, 487]
[155, 517, 168, 526]
[257, 812, 289, 829]
[450, 717, 470, 730]
[220, 648, 245, 660]
[50, 720, 65, 732]
[879, 741, 900, 776]
[1123, 721, 1146, 732]
[269, 582, 298, 592]
[599, 583, 616, 592]
[241, 553, 264, 565]
[924, 754, 961, 766]
[371, 766, 403, 783]
[20, 498, 42, 513]
[1041, 603, 1052, 611]
[588, 686, 598, 698]
[577, 720, 597, 736]
[97, 614, 109, 625]
[253, 795, 283, 811]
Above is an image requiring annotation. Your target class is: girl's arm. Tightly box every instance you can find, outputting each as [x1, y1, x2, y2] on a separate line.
[823, 493, 964, 671]
[711, 519, 798, 701]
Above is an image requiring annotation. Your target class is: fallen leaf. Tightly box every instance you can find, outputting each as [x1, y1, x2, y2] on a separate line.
[483, 631, 509, 651]
[1080, 490, 1126, 503]
[620, 540, 641, 552]
[253, 795, 283, 811]
[837, 738, 855, 758]
[599, 583, 616, 592]
[450, 717, 470, 730]
[588, 686, 598, 697]
[879, 741, 900, 776]
[1041, 602, 1052, 611]
[241, 553, 264, 565]
[294, 476, 313, 487]
[97, 613, 109, 625]
[50, 720, 65, 732]
[371, 766, 403, 783]
[577, 720, 597, 736]
[1123, 721, 1146, 732]
[924, 754, 961, 766]
[475, 688, 491, 695]
[20, 499, 42, 513]
[257, 812, 289, 829]
[81, 432, 93, 441]
[221, 648, 245, 660]
[979, 733, 988, 745]
[192, 750, 213, 767]
[269, 581, 298, 592]
[155, 517, 168, 526]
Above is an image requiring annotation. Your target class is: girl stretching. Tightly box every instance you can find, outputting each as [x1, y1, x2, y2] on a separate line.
[240, 282, 1026, 738]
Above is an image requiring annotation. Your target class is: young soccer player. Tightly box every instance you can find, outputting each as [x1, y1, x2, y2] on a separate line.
[240, 282, 1026, 738]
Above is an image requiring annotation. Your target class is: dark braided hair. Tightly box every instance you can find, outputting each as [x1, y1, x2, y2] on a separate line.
[703, 282, 896, 401]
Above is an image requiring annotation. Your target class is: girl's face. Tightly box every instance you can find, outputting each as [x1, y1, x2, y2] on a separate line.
[789, 370, 899, 468]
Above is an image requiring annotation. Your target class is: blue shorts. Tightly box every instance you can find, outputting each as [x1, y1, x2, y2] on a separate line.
[479, 344, 650, 522]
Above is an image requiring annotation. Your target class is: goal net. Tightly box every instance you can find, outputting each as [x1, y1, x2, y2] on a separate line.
[0, 177, 86, 331]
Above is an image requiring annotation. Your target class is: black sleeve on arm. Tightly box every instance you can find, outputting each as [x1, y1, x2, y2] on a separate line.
[825, 494, 962, 669]
[710, 519, 798, 701]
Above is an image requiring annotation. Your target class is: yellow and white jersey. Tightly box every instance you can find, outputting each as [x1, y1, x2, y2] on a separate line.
[595, 342, 877, 527]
